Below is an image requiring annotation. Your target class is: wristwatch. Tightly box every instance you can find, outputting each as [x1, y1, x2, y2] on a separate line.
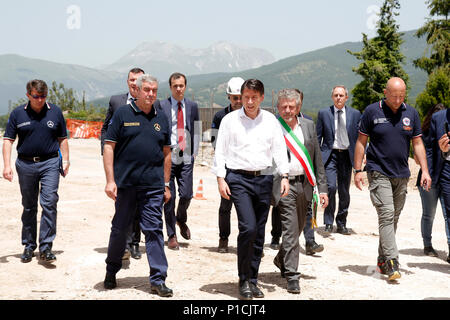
[164, 182, 170, 188]
[353, 169, 363, 174]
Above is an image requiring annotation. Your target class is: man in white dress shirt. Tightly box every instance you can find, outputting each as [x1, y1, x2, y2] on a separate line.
[213, 79, 290, 300]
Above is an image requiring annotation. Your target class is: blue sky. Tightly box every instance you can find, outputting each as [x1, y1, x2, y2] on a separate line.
[0, 0, 430, 68]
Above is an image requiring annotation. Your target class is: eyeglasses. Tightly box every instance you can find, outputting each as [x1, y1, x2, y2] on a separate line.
[29, 94, 47, 99]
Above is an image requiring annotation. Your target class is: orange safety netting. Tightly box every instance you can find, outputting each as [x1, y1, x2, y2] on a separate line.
[66, 119, 103, 139]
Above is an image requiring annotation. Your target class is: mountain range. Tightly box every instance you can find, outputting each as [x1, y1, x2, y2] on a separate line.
[0, 30, 428, 115]
[102, 41, 276, 80]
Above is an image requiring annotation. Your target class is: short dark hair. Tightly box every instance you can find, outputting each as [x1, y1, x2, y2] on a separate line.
[169, 72, 187, 87]
[128, 67, 145, 77]
[241, 79, 264, 95]
[26, 79, 48, 95]
[294, 88, 304, 102]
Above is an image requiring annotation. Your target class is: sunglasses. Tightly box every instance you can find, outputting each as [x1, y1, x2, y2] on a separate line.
[29, 94, 47, 99]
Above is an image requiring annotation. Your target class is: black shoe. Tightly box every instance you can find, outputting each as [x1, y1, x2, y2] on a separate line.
[151, 283, 173, 297]
[270, 237, 280, 250]
[249, 283, 264, 298]
[385, 258, 401, 281]
[21, 248, 35, 263]
[324, 224, 333, 233]
[305, 241, 324, 255]
[218, 238, 228, 253]
[336, 226, 350, 235]
[287, 280, 300, 294]
[273, 256, 286, 278]
[104, 273, 117, 289]
[130, 244, 142, 259]
[423, 246, 438, 257]
[239, 281, 253, 300]
[39, 249, 56, 262]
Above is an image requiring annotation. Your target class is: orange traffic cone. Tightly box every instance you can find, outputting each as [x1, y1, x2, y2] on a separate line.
[193, 179, 207, 200]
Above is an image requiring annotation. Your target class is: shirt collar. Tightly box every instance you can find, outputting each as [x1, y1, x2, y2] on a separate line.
[24, 101, 50, 110]
[130, 100, 157, 115]
[380, 99, 406, 111]
[170, 96, 185, 107]
[334, 105, 345, 113]
[238, 106, 262, 120]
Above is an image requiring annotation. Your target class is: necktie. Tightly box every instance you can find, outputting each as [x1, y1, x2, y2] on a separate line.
[337, 110, 349, 148]
[177, 102, 185, 151]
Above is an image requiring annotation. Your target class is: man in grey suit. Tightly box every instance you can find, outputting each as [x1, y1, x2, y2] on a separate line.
[101, 67, 145, 260]
[272, 89, 328, 294]
[158, 72, 200, 250]
[316, 86, 361, 234]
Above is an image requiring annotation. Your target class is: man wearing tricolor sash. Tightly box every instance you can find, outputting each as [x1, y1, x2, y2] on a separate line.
[272, 89, 328, 294]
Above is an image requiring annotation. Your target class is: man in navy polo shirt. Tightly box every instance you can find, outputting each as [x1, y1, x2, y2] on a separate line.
[102, 74, 173, 297]
[2, 79, 69, 264]
[354, 77, 431, 281]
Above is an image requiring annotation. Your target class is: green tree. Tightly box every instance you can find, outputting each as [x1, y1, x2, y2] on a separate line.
[47, 81, 79, 112]
[348, 0, 409, 111]
[414, 0, 449, 116]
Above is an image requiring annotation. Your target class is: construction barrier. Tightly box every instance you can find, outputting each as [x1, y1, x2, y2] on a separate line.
[66, 119, 103, 139]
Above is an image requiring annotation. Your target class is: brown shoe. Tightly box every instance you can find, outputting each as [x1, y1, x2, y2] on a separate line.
[177, 221, 191, 240]
[168, 236, 179, 250]
[218, 238, 228, 253]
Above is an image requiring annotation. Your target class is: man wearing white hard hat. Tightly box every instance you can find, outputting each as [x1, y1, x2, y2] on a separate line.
[211, 77, 245, 253]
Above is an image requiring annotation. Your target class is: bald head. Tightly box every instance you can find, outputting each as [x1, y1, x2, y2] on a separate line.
[384, 77, 406, 112]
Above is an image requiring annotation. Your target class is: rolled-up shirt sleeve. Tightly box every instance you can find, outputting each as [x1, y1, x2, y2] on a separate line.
[271, 118, 289, 175]
[212, 116, 229, 178]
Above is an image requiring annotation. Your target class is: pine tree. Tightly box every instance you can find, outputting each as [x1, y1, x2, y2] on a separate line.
[348, 0, 409, 112]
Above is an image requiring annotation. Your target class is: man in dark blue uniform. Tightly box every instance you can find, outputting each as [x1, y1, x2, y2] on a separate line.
[3, 79, 69, 263]
[211, 76, 244, 253]
[354, 77, 431, 281]
[102, 74, 173, 297]
[101, 67, 145, 260]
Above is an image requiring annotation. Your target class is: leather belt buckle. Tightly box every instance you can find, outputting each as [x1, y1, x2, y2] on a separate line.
[33, 156, 41, 162]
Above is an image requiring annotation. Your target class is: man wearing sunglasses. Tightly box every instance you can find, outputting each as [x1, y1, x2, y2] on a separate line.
[211, 76, 245, 253]
[3, 79, 69, 264]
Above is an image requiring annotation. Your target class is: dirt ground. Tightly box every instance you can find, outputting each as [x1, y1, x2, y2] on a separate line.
[0, 138, 449, 301]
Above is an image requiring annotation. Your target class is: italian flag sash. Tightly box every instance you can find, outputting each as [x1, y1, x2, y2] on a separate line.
[278, 116, 319, 228]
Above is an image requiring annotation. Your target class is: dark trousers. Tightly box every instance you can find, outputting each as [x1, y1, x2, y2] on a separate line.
[105, 187, 168, 285]
[15, 157, 60, 252]
[125, 206, 141, 249]
[272, 204, 316, 243]
[219, 196, 233, 239]
[323, 149, 352, 227]
[440, 161, 450, 235]
[226, 171, 273, 284]
[163, 159, 194, 238]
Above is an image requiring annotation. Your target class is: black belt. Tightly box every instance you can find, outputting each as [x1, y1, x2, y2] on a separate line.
[333, 149, 348, 153]
[18, 152, 59, 163]
[289, 175, 305, 183]
[229, 169, 262, 177]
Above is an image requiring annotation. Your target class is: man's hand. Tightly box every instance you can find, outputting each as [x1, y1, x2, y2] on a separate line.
[438, 133, 450, 153]
[163, 186, 171, 204]
[319, 194, 328, 208]
[105, 181, 117, 201]
[420, 170, 432, 192]
[217, 177, 231, 200]
[280, 178, 290, 197]
[2, 166, 13, 182]
[354, 172, 365, 191]
[63, 160, 70, 177]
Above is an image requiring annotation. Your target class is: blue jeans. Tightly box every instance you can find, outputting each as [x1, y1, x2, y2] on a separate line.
[15, 157, 60, 252]
[419, 185, 449, 247]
